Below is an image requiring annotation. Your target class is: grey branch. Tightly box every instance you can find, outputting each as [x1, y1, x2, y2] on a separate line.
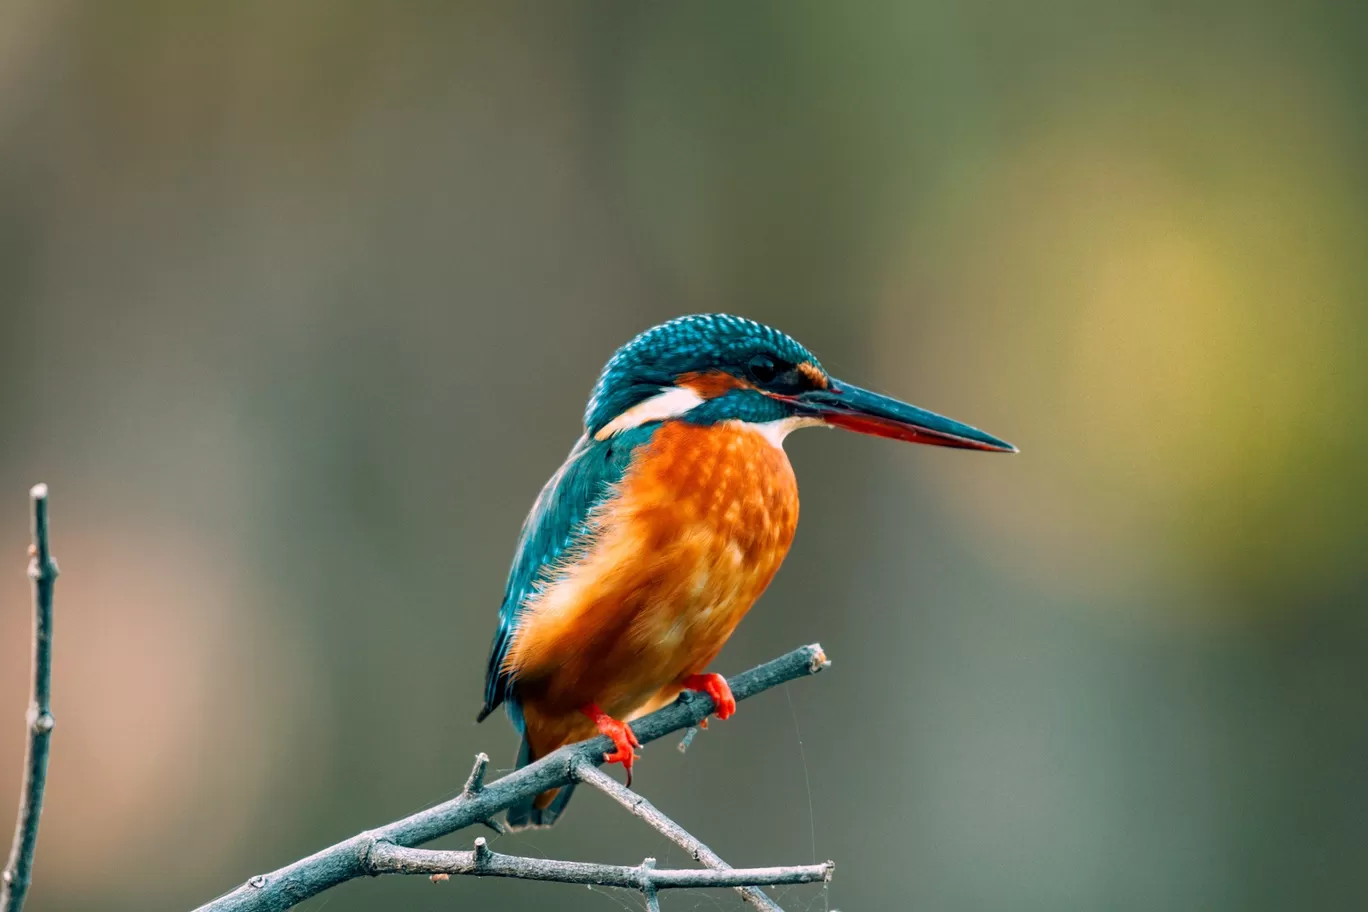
[577, 760, 802, 911]
[366, 837, 832, 890]
[195, 643, 831, 912]
[2, 485, 58, 912]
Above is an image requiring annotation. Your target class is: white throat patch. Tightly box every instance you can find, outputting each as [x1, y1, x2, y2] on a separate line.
[594, 386, 705, 440]
[745, 416, 827, 450]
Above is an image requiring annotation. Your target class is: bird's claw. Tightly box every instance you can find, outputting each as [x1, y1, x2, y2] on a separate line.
[682, 673, 736, 721]
[582, 704, 641, 787]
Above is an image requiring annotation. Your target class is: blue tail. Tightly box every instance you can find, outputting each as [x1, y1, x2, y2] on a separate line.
[505, 736, 577, 829]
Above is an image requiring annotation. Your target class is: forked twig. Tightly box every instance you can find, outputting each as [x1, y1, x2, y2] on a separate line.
[195, 643, 832, 911]
[576, 761, 816, 911]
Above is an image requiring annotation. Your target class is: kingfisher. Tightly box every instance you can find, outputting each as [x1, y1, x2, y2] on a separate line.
[478, 314, 1015, 827]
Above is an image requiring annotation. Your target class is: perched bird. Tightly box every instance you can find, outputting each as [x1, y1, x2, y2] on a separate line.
[478, 314, 1015, 827]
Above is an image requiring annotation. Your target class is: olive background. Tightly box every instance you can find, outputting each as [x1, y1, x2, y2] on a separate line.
[1, 3, 1366, 910]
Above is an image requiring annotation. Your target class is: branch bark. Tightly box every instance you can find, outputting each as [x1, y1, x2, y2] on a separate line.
[576, 760, 798, 911]
[195, 643, 831, 912]
[2, 485, 57, 912]
[366, 837, 832, 889]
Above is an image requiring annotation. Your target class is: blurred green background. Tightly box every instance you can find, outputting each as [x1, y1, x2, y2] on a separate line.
[2, 2, 1366, 910]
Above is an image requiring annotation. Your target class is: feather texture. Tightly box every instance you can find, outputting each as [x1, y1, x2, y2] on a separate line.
[497, 419, 801, 826]
[479, 425, 657, 724]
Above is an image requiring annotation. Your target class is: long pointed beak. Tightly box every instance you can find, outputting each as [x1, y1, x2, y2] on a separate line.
[791, 380, 1017, 453]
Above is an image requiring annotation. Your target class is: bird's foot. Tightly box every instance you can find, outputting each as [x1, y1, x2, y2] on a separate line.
[581, 703, 641, 787]
[682, 673, 736, 724]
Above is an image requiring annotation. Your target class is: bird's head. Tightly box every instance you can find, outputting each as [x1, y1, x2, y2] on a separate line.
[585, 314, 1016, 453]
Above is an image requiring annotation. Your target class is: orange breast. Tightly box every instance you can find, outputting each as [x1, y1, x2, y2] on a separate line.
[506, 420, 800, 722]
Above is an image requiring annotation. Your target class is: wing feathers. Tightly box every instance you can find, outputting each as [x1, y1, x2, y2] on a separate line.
[479, 425, 656, 722]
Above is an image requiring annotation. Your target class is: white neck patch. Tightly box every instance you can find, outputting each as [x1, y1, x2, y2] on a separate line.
[744, 416, 827, 450]
[594, 386, 705, 440]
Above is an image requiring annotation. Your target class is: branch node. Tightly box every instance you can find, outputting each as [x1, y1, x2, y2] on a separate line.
[462, 752, 490, 796]
[357, 832, 395, 878]
[246, 876, 266, 890]
[472, 837, 492, 868]
[640, 857, 660, 911]
[26, 712, 53, 736]
[25, 559, 57, 583]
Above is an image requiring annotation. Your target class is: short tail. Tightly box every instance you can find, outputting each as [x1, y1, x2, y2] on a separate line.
[504, 736, 577, 829]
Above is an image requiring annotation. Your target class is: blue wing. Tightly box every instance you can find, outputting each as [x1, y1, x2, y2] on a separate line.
[478, 424, 656, 725]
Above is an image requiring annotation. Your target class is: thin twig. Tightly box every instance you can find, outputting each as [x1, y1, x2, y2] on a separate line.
[2, 485, 58, 912]
[576, 761, 833, 912]
[460, 753, 507, 834]
[677, 726, 700, 753]
[195, 643, 831, 912]
[365, 837, 831, 890]
[461, 752, 490, 796]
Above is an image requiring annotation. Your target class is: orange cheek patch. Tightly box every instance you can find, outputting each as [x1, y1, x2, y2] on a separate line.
[797, 361, 829, 389]
[676, 370, 754, 399]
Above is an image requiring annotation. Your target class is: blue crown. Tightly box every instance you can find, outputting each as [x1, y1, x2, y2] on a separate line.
[584, 314, 820, 435]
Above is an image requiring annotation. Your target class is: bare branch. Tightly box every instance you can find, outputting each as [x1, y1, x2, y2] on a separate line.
[194, 643, 831, 912]
[365, 837, 832, 890]
[576, 761, 830, 912]
[2, 485, 58, 912]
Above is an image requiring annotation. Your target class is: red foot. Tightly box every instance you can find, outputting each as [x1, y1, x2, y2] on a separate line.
[682, 673, 736, 722]
[581, 703, 641, 786]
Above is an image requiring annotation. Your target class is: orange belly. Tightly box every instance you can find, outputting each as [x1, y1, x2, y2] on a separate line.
[506, 419, 799, 753]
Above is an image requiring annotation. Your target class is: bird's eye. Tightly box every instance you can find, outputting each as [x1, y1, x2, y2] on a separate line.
[746, 354, 778, 384]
